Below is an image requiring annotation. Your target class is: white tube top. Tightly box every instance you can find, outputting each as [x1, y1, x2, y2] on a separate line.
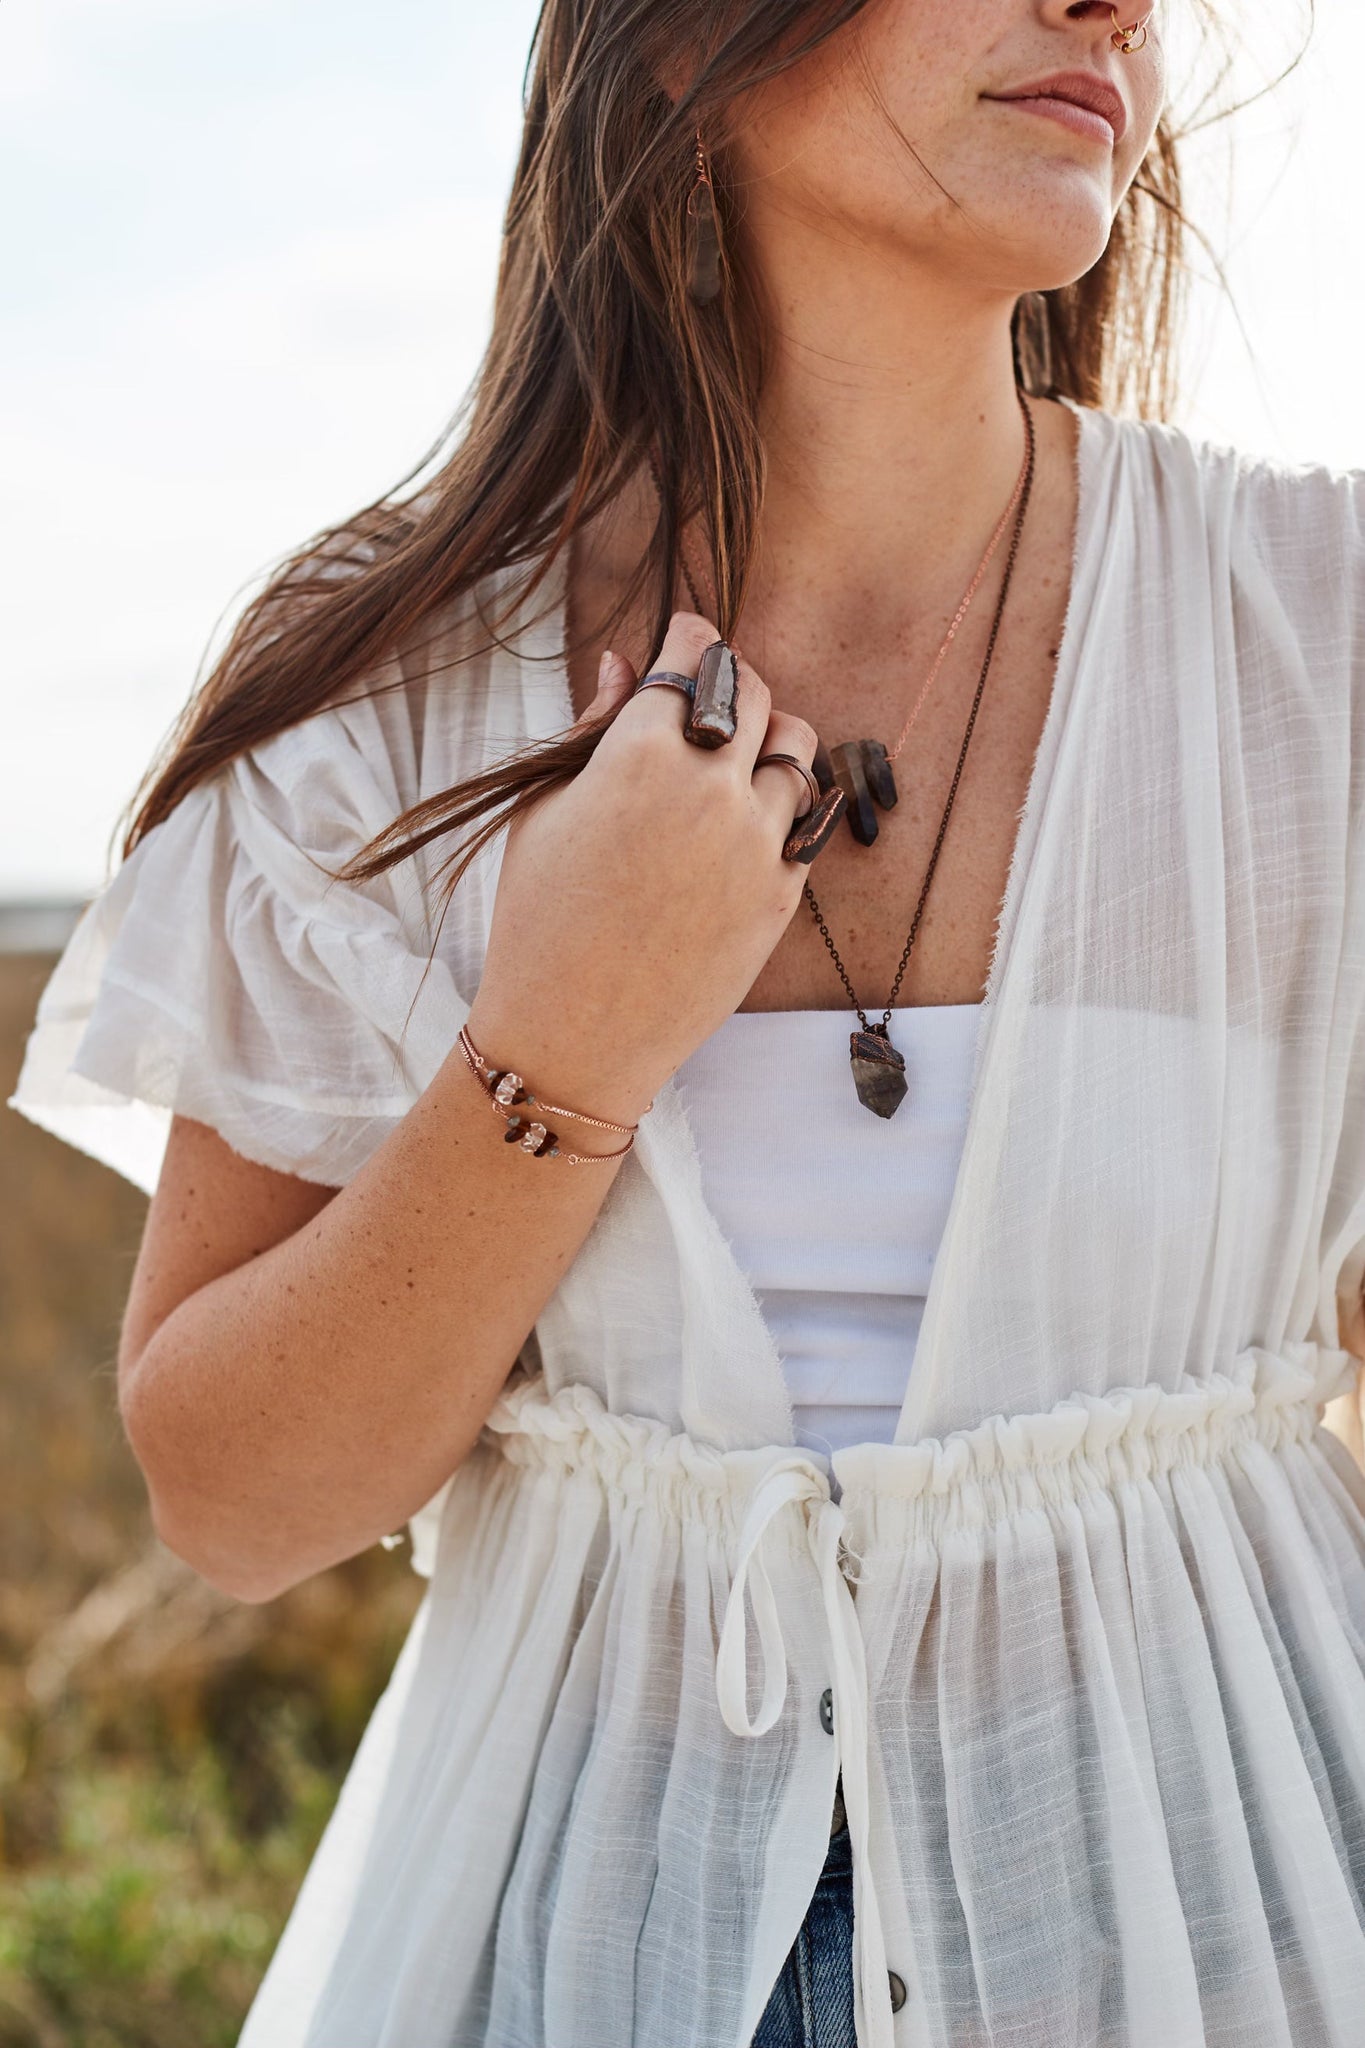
[673, 1003, 982, 1454]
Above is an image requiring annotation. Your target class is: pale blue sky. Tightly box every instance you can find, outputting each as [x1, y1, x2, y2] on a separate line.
[3, 0, 1361, 897]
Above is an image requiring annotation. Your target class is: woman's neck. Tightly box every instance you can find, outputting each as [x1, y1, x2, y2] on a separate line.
[568, 381, 1077, 742]
[743, 320, 1034, 643]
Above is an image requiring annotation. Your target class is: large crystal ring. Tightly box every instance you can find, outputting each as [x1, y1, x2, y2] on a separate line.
[683, 640, 740, 748]
[633, 670, 696, 702]
[634, 642, 740, 749]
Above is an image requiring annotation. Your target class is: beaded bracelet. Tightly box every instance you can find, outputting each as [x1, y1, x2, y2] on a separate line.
[458, 1024, 649, 1164]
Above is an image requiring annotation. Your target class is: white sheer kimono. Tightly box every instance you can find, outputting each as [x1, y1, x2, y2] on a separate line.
[11, 395, 1365, 2048]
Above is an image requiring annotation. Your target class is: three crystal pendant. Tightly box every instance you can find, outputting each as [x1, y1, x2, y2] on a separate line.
[813, 737, 899, 848]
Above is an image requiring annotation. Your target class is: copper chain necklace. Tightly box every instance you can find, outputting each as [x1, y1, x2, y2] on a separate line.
[650, 383, 1037, 1116]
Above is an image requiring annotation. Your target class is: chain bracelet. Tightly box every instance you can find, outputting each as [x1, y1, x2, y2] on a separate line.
[458, 1025, 641, 1164]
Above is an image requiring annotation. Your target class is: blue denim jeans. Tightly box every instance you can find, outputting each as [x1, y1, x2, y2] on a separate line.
[750, 1783, 856, 2048]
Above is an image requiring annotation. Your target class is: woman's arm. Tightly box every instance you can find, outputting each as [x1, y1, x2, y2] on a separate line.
[118, 1067, 632, 1605]
[117, 612, 825, 1602]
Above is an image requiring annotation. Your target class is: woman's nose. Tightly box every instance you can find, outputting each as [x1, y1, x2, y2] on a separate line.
[1039, 0, 1147, 33]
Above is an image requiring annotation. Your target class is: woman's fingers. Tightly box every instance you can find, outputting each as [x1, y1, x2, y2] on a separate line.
[750, 709, 847, 864]
[613, 613, 772, 767]
[586, 616, 839, 861]
[580, 648, 639, 724]
[749, 709, 820, 832]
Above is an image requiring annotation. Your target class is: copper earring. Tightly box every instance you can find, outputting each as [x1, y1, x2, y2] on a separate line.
[1109, 8, 1150, 51]
[686, 128, 722, 305]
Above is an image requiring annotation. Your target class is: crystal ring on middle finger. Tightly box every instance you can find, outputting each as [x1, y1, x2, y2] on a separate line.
[683, 639, 741, 747]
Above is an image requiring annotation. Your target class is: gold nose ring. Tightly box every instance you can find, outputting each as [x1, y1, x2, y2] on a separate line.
[1109, 7, 1150, 51]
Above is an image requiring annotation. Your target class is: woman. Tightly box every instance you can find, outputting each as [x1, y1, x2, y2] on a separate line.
[12, 0, 1365, 2043]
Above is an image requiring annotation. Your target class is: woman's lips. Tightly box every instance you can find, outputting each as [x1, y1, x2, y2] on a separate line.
[989, 95, 1117, 145]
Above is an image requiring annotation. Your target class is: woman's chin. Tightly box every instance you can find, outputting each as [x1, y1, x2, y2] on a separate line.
[985, 198, 1120, 288]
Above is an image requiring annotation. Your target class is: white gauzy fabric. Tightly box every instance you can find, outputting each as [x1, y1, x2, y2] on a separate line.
[672, 1002, 982, 1457]
[10, 395, 1365, 2048]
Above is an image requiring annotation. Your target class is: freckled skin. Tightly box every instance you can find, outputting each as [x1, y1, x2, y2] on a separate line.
[119, 0, 1169, 1599]
[571, 1, 1165, 1012]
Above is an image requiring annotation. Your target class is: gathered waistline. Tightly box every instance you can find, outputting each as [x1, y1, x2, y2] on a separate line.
[472, 1339, 1359, 2048]
[480, 1339, 1357, 1529]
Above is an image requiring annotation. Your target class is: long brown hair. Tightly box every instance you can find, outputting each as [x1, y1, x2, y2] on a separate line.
[118, 0, 1309, 917]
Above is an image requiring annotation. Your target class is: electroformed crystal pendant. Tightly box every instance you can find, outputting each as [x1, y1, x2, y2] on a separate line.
[849, 1024, 908, 1118]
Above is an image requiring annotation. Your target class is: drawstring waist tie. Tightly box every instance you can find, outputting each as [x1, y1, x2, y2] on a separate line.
[715, 1456, 894, 2048]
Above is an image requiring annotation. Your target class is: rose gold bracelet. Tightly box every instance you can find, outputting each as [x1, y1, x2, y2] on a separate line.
[458, 1024, 648, 1164]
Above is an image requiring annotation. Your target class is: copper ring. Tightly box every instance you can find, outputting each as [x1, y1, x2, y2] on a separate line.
[754, 751, 820, 822]
[634, 669, 696, 702]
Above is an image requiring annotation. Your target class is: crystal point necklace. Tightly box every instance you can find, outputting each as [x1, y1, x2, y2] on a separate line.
[816, 409, 1033, 848]
[651, 383, 1037, 1116]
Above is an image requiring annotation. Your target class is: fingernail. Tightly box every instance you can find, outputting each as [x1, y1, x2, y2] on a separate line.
[598, 649, 614, 683]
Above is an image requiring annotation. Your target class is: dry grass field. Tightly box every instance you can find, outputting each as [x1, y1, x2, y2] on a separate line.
[0, 950, 423, 2048]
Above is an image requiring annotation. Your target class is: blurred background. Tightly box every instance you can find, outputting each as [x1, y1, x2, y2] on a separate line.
[1, 0, 1362, 2041]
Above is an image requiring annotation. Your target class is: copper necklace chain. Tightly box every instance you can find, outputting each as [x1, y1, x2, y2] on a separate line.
[884, 412, 1032, 770]
[647, 403, 1030, 824]
[651, 386, 1037, 1114]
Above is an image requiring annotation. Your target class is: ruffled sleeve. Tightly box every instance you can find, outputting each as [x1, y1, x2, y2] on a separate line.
[7, 685, 474, 1195]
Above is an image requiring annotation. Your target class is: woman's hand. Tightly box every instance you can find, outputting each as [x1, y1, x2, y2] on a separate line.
[464, 611, 826, 1126]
